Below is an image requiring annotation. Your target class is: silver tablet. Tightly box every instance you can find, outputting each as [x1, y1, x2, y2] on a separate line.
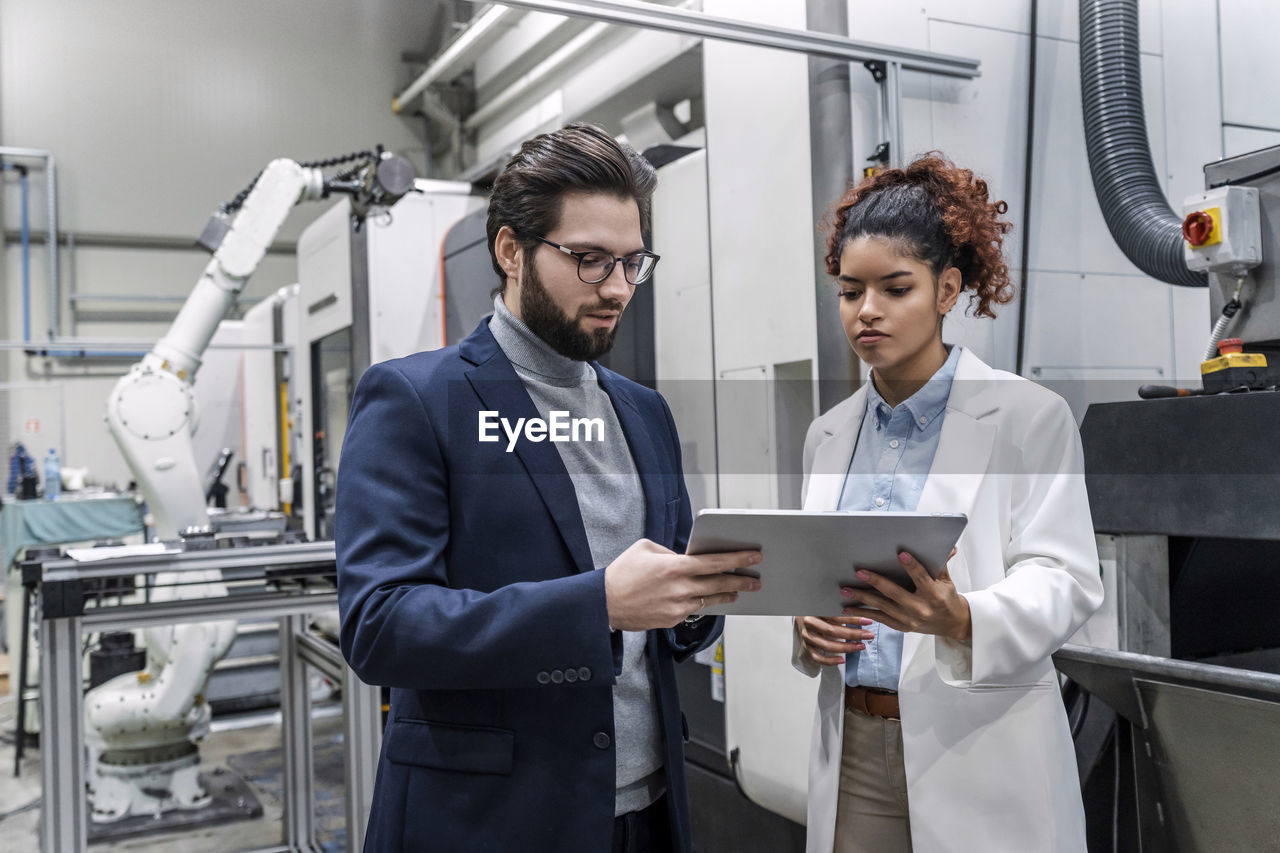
[686, 509, 967, 617]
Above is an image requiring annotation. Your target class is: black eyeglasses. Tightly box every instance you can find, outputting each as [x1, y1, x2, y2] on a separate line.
[522, 233, 660, 285]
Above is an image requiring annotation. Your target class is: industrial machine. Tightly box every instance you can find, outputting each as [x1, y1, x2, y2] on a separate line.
[1180, 172, 1270, 392]
[296, 179, 484, 540]
[241, 283, 303, 519]
[1073, 143, 1280, 850]
[87, 150, 416, 823]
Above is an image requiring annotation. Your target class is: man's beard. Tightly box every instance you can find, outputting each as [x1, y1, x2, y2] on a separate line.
[519, 260, 624, 362]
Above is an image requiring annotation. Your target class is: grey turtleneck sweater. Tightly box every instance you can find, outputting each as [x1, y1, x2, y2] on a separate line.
[488, 295, 665, 816]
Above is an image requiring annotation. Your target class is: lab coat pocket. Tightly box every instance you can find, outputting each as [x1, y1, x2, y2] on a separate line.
[964, 678, 1057, 694]
[384, 717, 515, 775]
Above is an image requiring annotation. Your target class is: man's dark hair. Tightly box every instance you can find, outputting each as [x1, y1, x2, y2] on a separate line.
[485, 122, 657, 290]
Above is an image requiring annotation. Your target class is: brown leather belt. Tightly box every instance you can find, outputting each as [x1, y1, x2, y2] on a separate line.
[845, 685, 901, 721]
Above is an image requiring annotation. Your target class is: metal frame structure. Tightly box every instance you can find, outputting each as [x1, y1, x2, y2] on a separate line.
[30, 541, 379, 853]
[462, 0, 980, 75]
[1054, 643, 1280, 851]
[455, 0, 980, 172]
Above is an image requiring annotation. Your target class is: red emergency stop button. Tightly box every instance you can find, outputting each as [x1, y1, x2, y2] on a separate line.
[1218, 338, 1243, 355]
[1182, 210, 1214, 246]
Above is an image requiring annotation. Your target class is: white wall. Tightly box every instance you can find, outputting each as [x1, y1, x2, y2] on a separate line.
[0, 0, 437, 487]
[1218, 0, 1280, 157]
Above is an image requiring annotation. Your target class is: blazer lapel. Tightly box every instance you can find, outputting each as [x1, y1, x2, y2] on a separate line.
[596, 372, 665, 543]
[462, 323, 596, 575]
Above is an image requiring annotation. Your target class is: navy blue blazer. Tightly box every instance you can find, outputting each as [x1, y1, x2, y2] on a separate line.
[336, 317, 721, 852]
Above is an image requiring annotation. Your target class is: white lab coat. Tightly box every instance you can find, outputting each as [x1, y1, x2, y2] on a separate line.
[794, 348, 1103, 853]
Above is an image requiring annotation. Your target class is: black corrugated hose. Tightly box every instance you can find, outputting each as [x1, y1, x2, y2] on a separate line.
[1079, 0, 1207, 287]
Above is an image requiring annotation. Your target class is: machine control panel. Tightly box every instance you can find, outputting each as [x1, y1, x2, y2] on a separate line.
[1182, 186, 1262, 274]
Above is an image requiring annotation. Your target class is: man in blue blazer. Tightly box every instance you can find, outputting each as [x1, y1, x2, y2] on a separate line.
[336, 123, 761, 852]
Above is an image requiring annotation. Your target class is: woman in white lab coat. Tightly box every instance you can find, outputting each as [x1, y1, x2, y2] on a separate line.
[793, 156, 1104, 853]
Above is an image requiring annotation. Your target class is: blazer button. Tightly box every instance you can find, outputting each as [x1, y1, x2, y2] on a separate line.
[564, 668, 578, 683]
[577, 667, 591, 682]
[593, 731, 611, 750]
[536, 671, 551, 685]
[550, 669, 564, 684]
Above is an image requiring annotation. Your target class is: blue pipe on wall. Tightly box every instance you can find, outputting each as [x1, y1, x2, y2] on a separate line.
[4, 163, 146, 359]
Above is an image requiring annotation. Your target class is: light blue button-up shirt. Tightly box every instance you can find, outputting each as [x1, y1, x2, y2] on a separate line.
[840, 345, 961, 690]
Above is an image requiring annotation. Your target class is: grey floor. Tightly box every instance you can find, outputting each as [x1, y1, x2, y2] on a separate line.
[0, 694, 347, 852]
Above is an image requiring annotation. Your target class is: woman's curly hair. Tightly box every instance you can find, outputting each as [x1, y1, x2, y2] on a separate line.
[824, 155, 1014, 319]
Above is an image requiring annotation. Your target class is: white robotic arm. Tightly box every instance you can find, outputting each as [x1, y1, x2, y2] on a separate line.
[107, 158, 326, 539]
[89, 153, 412, 823]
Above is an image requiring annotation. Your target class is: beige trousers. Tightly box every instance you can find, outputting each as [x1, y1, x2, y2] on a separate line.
[832, 706, 913, 853]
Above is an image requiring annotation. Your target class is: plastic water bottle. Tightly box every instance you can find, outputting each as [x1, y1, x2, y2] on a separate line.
[44, 448, 61, 499]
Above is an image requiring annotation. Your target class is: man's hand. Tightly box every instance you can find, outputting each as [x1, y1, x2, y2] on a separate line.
[839, 549, 971, 642]
[605, 539, 762, 630]
[796, 616, 875, 666]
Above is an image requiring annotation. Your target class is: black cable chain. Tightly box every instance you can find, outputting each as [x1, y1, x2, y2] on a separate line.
[219, 148, 380, 214]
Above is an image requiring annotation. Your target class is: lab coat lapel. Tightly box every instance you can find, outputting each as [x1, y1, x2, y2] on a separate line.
[596, 371, 665, 543]
[903, 349, 999, 673]
[804, 387, 867, 511]
[463, 333, 596, 576]
[914, 349, 1000, 585]
[913, 410, 993, 583]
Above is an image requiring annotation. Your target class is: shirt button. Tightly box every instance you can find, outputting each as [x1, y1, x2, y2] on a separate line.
[536, 671, 551, 685]
[578, 667, 592, 682]
[550, 669, 564, 684]
[593, 731, 612, 749]
[889, 439, 900, 448]
[919, 417, 927, 424]
[875, 497, 886, 507]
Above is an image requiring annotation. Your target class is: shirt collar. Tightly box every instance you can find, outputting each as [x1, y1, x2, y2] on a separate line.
[865, 344, 962, 429]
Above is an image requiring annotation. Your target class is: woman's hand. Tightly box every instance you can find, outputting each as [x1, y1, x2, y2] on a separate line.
[796, 616, 876, 666]
[840, 549, 971, 643]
